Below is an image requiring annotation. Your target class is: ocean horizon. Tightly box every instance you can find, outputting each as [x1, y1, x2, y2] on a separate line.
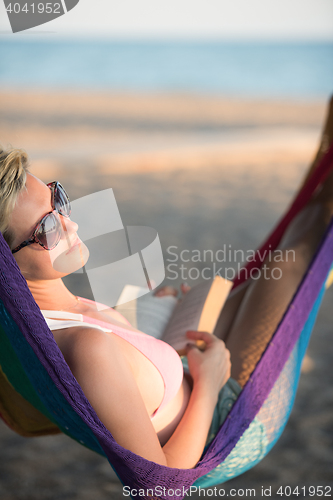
[1, 39, 332, 98]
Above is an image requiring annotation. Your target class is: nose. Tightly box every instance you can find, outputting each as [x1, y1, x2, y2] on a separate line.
[60, 215, 79, 236]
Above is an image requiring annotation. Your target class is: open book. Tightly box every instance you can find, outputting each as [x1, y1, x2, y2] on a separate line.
[114, 276, 233, 355]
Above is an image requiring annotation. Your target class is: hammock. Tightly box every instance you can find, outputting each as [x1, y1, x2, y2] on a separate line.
[1, 137, 333, 500]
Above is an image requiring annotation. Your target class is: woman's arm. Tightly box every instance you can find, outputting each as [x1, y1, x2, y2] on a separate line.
[59, 326, 231, 469]
[163, 330, 231, 468]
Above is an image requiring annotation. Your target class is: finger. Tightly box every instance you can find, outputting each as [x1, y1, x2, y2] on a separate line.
[154, 286, 178, 297]
[181, 283, 191, 294]
[185, 342, 203, 357]
[186, 330, 216, 345]
[185, 342, 198, 351]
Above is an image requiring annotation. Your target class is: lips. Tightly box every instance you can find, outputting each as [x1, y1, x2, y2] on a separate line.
[66, 235, 82, 255]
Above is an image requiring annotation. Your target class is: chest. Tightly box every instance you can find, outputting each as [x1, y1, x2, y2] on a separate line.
[109, 332, 166, 417]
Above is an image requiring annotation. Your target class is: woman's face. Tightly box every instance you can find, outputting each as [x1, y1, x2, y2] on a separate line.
[10, 173, 89, 281]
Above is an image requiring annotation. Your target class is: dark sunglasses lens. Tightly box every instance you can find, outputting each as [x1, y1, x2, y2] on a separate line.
[54, 184, 71, 217]
[35, 213, 61, 250]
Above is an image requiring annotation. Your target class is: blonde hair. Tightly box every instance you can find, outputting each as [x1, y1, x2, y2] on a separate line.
[0, 146, 30, 249]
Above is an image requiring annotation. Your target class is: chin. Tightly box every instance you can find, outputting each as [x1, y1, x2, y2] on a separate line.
[51, 240, 90, 275]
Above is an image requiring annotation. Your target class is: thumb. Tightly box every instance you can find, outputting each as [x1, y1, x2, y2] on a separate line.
[185, 342, 202, 358]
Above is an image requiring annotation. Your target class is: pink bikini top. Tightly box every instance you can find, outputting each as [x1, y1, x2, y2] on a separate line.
[41, 297, 184, 418]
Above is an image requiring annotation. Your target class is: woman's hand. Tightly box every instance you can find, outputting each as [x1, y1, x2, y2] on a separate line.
[185, 330, 231, 396]
[154, 283, 191, 301]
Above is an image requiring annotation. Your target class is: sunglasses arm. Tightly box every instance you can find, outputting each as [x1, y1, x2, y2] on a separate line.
[12, 238, 36, 254]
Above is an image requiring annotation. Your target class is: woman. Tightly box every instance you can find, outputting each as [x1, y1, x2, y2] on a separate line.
[0, 144, 332, 470]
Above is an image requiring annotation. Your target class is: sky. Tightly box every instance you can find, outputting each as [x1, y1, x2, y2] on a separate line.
[0, 0, 333, 40]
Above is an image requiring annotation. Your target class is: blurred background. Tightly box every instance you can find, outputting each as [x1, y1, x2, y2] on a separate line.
[0, 1, 333, 498]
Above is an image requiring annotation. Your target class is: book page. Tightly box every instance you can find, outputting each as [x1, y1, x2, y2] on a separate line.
[162, 279, 214, 351]
[114, 285, 178, 339]
[115, 278, 232, 352]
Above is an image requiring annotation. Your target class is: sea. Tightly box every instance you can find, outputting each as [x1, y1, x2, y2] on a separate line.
[1, 39, 333, 98]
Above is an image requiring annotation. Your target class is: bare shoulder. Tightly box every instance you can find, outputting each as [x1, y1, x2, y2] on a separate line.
[52, 325, 117, 369]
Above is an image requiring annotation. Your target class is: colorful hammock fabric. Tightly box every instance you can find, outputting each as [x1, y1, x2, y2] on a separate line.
[0, 141, 333, 500]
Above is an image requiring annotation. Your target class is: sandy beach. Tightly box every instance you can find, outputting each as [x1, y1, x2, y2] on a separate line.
[0, 90, 332, 499]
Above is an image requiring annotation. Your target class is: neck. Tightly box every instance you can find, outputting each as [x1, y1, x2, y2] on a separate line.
[27, 278, 79, 311]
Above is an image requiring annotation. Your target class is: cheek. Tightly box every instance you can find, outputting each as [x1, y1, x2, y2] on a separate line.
[14, 248, 59, 280]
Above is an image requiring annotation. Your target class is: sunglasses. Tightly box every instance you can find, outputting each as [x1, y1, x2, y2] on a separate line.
[12, 181, 71, 254]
